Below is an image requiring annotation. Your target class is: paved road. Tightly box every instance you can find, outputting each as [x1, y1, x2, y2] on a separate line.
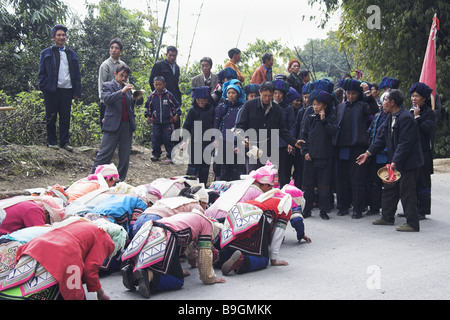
[88, 172, 450, 302]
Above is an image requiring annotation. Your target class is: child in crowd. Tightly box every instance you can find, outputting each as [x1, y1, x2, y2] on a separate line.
[145, 76, 181, 162]
[182, 86, 216, 184]
[300, 90, 338, 220]
[213, 81, 246, 181]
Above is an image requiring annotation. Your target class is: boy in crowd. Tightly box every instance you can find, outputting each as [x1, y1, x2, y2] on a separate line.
[145, 76, 181, 162]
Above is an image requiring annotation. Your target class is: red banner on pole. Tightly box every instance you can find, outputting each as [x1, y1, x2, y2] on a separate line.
[419, 14, 439, 105]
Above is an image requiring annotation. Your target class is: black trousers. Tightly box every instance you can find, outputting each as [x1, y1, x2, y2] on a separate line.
[416, 150, 433, 216]
[278, 146, 295, 188]
[43, 88, 73, 147]
[367, 157, 386, 212]
[335, 145, 368, 213]
[381, 168, 420, 231]
[292, 149, 304, 190]
[303, 158, 333, 212]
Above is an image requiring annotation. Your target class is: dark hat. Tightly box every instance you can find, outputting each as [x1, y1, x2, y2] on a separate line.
[285, 87, 302, 104]
[379, 77, 400, 90]
[312, 79, 334, 94]
[338, 79, 362, 92]
[273, 79, 290, 94]
[309, 89, 332, 105]
[51, 24, 67, 37]
[218, 67, 237, 82]
[191, 86, 211, 99]
[409, 82, 433, 99]
[302, 83, 312, 95]
[275, 74, 288, 81]
[244, 84, 260, 95]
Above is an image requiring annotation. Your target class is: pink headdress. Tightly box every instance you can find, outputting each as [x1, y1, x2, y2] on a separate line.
[87, 163, 119, 181]
[134, 184, 162, 205]
[249, 161, 278, 185]
[281, 180, 304, 209]
[34, 195, 66, 223]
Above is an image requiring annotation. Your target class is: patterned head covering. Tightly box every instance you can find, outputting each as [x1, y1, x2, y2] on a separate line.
[302, 82, 312, 95]
[311, 79, 334, 94]
[285, 87, 302, 104]
[218, 67, 237, 82]
[191, 86, 211, 99]
[409, 82, 433, 99]
[133, 184, 162, 205]
[338, 78, 362, 92]
[281, 180, 305, 209]
[87, 163, 119, 181]
[34, 195, 66, 223]
[273, 79, 290, 94]
[379, 77, 400, 90]
[308, 89, 332, 105]
[249, 161, 278, 185]
[244, 84, 260, 95]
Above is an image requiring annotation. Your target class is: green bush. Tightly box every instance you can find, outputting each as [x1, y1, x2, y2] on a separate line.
[0, 90, 154, 148]
[0, 90, 47, 146]
[434, 100, 450, 158]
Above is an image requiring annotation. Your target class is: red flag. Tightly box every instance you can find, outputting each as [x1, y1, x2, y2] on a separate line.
[419, 13, 439, 106]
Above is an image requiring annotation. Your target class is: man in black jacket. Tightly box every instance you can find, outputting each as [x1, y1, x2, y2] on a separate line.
[235, 81, 304, 173]
[149, 46, 182, 129]
[356, 89, 424, 232]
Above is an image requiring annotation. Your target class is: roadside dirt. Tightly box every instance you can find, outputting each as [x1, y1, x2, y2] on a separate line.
[0, 144, 187, 196]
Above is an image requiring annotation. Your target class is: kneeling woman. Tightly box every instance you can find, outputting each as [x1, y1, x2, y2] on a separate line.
[217, 185, 307, 276]
[121, 210, 225, 298]
[0, 216, 127, 300]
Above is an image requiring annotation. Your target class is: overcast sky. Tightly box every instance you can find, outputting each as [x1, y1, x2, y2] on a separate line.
[63, 0, 340, 68]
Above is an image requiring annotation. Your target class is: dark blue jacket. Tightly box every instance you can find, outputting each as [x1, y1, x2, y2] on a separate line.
[333, 95, 379, 147]
[38, 46, 81, 97]
[368, 108, 424, 173]
[412, 104, 436, 153]
[145, 88, 181, 124]
[301, 111, 338, 159]
[279, 101, 296, 148]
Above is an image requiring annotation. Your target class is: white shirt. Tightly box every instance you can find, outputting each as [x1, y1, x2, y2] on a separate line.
[57, 47, 72, 89]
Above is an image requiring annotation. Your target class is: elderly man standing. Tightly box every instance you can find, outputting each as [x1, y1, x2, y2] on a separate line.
[98, 38, 127, 128]
[38, 24, 81, 151]
[91, 65, 143, 182]
[149, 46, 182, 129]
[191, 57, 219, 94]
[356, 89, 424, 232]
[251, 53, 274, 84]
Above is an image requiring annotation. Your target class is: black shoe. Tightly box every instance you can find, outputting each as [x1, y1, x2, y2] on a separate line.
[352, 212, 363, 219]
[320, 211, 329, 220]
[303, 210, 312, 218]
[366, 209, 380, 216]
[337, 209, 349, 216]
[151, 156, 160, 162]
[418, 214, 426, 220]
[134, 269, 151, 298]
[121, 264, 136, 291]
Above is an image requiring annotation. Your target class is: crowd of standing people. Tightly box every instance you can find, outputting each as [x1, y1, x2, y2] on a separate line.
[0, 23, 438, 300]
